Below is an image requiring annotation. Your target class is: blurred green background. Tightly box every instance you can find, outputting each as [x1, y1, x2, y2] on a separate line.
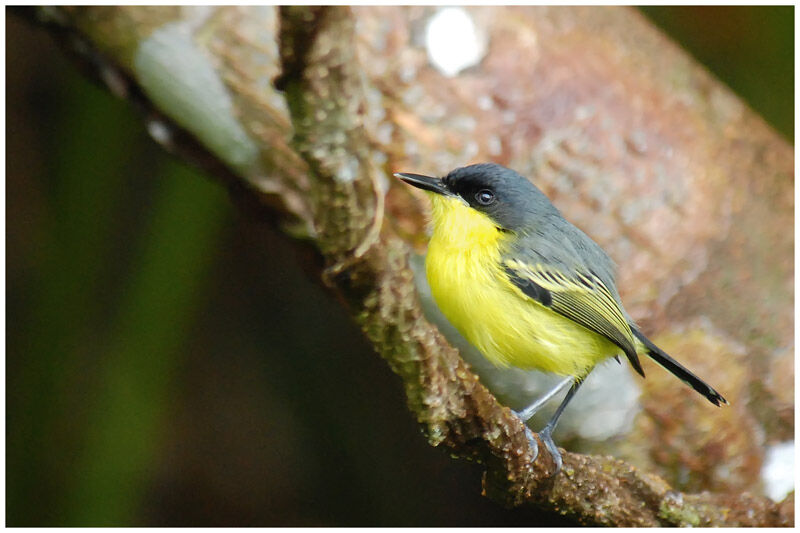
[6, 6, 793, 526]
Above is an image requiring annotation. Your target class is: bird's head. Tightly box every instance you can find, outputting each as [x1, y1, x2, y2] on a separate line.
[396, 163, 557, 239]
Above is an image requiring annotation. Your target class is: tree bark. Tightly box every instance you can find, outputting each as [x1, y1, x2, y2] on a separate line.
[28, 5, 793, 526]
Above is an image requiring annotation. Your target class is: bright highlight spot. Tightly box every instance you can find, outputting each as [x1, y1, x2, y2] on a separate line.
[761, 441, 794, 502]
[425, 7, 486, 78]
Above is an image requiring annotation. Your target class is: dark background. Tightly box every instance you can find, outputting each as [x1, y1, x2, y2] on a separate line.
[6, 6, 793, 526]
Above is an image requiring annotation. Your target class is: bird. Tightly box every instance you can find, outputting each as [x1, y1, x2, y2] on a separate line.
[395, 162, 727, 473]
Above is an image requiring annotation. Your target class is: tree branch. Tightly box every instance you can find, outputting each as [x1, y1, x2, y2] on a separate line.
[26, 5, 793, 526]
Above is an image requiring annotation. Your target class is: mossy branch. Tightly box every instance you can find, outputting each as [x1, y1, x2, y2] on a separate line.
[26, 5, 793, 526]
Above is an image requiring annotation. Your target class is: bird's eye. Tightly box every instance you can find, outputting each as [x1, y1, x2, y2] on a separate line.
[475, 189, 495, 206]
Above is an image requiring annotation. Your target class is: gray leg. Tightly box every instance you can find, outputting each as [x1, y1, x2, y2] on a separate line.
[513, 376, 574, 422]
[511, 376, 573, 464]
[538, 379, 584, 474]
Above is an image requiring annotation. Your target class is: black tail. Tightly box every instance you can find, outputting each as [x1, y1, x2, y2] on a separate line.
[632, 329, 728, 406]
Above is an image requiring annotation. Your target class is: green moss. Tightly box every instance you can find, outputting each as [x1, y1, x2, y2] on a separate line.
[659, 498, 702, 527]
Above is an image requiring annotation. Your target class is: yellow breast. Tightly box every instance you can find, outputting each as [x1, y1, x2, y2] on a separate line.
[424, 194, 619, 377]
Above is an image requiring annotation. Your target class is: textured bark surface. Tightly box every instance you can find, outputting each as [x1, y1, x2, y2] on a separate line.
[29, 5, 793, 526]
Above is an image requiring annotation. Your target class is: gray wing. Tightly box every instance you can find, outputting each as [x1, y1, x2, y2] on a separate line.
[503, 222, 644, 376]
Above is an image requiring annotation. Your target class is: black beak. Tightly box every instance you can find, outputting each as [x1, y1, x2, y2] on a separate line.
[394, 172, 450, 196]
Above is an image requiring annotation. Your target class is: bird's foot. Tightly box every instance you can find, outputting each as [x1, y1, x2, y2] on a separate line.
[522, 424, 539, 462]
[538, 426, 562, 475]
[512, 408, 539, 461]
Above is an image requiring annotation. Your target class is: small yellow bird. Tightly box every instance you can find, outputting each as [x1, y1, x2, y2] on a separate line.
[396, 163, 726, 472]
